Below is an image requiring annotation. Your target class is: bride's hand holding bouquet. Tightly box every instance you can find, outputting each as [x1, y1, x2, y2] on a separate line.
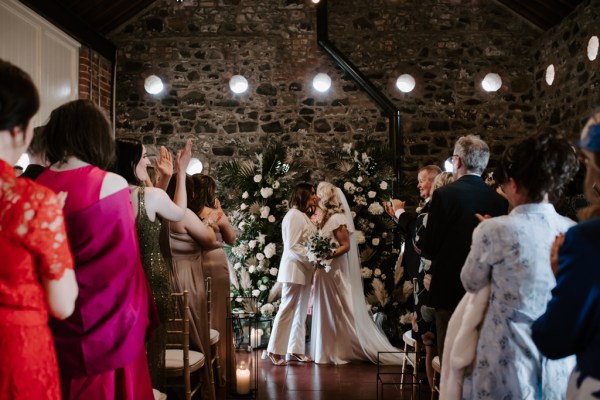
[304, 231, 338, 272]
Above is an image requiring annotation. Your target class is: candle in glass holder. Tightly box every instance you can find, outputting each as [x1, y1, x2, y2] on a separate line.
[236, 361, 251, 395]
[250, 328, 263, 347]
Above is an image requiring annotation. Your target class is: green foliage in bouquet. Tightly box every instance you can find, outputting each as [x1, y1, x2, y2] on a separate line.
[219, 141, 300, 317]
[327, 139, 414, 345]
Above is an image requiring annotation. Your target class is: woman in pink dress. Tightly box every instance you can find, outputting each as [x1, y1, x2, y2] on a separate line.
[0, 60, 78, 400]
[37, 100, 157, 400]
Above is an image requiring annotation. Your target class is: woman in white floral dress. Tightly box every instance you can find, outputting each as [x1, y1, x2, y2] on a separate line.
[460, 130, 578, 399]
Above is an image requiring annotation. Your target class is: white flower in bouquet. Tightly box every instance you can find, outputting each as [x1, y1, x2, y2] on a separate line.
[379, 181, 388, 190]
[254, 174, 262, 183]
[232, 243, 249, 257]
[344, 182, 356, 194]
[255, 263, 264, 271]
[361, 267, 373, 278]
[257, 233, 267, 245]
[381, 274, 387, 280]
[382, 232, 388, 238]
[260, 303, 275, 317]
[399, 311, 414, 325]
[238, 221, 246, 231]
[368, 202, 384, 215]
[240, 203, 248, 210]
[372, 238, 380, 246]
[252, 289, 260, 297]
[256, 252, 265, 261]
[242, 191, 249, 199]
[259, 284, 267, 291]
[264, 243, 277, 259]
[248, 265, 256, 274]
[368, 191, 377, 198]
[354, 230, 366, 244]
[234, 262, 242, 271]
[260, 206, 270, 218]
[354, 195, 367, 206]
[357, 176, 364, 183]
[374, 268, 382, 277]
[268, 215, 276, 223]
[342, 142, 352, 153]
[260, 187, 273, 198]
[269, 267, 278, 276]
[272, 180, 280, 189]
[356, 186, 363, 193]
[248, 240, 257, 249]
[303, 231, 337, 270]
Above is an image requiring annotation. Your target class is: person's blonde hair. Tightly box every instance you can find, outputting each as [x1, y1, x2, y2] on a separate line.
[431, 171, 454, 195]
[317, 181, 344, 220]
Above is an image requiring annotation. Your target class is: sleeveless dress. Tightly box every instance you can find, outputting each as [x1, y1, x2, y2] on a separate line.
[0, 159, 74, 400]
[159, 222, 216, 400]
[37, 165, 156, 400]
[134, 186, 171, 391]
[200, 210, 233, 387]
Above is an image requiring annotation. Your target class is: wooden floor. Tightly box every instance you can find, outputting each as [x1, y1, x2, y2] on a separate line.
[220, 349, 434, 400]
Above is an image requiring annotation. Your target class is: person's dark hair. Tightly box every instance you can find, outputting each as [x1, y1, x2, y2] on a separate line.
[44, 99, 114, 169]
[114, 138, 143, 185]
[0, 59, 39, 134]
[27, 126, 47, 158]
[289, 182, 314, 214]
[166, 173, 197, 211]
[495, 128, 579, 203]
[192, 174, 216, 214]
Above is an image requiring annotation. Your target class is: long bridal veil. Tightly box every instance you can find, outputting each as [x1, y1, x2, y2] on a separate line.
[335, 188, 404, 365]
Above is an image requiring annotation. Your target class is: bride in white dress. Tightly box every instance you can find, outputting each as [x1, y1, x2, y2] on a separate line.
[310, 182, 404, 365]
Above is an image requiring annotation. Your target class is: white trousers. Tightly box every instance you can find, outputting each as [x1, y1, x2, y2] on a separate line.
[267, 282, 311, 355]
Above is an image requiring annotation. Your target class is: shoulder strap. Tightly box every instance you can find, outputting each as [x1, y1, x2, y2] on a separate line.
[137, 185, 147, 218]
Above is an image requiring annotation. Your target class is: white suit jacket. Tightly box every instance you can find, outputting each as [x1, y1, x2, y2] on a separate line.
[276, 208, 316, 285]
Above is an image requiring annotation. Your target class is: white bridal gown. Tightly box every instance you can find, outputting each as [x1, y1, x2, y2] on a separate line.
[310, 189, 404, 365]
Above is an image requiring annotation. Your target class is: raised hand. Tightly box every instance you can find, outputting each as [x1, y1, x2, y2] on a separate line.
[175, 139, 193, 174]
[156, 145, 173, 178]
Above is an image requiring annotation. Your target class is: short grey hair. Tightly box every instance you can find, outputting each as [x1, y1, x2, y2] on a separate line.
[454, 135, 490, 174]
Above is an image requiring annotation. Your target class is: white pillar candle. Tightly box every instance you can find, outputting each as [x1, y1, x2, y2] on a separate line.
[236, 361, 251, 395]
[250, 328, 263, 347]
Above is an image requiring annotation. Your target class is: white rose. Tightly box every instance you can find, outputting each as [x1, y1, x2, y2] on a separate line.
[272, 181, 280, 189]
[268, 215, 276, 223]
[372, 238, 380, 246]
[260, 206, 270, 218]
[254, 175, 262, 183]
[240, 203, 248, 210]
[343, 182, 356, 194]
[264, 243, 277, 259]
[248, 265, 256, 274]
[248, 240, 257, 249]
[260, 187, 274, 198]
[242, 191, 249, 199]
[379, 181, 388, 190]
[259, 284, 267, 291]
[269, 267, 278, 276]
[357, 176, 363, 183]
[368, 191, 376, 198]
[252, 289, 260, 297]
[256, 253, 265, 261]
[260, 303, 275, 316]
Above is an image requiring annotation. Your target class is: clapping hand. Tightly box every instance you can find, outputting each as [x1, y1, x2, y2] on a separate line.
[156, 145, 173, 178]
[175, 139, 193, 174]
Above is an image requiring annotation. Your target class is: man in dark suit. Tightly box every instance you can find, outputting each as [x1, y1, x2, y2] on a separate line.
[422, 135, 508, 361]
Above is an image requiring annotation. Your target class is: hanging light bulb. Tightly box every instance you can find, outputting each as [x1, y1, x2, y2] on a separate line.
[395, 74, 416, 93]
[229, 75, 249, 94]
[312, 73, 331, 93]
[144, 75, 164, 94]
[481, 73, 502, 92]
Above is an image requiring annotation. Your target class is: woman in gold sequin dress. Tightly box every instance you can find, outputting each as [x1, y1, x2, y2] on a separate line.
[114, 138, 194, 394]
[192, 174, 236, 387]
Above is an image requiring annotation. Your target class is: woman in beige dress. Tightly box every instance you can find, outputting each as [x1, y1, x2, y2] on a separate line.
[191, 174, 236, 387]
[160, 175, 219, 400]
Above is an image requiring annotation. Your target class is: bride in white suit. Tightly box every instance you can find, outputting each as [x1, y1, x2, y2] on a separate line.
[266, 182, 318, 365]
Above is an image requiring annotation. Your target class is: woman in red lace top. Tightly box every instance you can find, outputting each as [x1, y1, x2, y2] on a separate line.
[0, 60, 78, 399]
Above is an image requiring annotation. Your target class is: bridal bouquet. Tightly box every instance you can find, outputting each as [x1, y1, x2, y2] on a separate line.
[304, 231, 337, 272]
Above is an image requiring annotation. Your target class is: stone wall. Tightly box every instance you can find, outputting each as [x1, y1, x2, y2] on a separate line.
[109, 0, 567, 181]
[534, 0, 600, 139]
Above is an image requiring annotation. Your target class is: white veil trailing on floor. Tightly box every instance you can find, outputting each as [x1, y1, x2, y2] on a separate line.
[335, 187, 405, 365]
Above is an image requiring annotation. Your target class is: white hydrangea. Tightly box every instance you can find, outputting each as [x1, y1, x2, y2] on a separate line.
[372, 238, 380, 246]
[354, 230, 366, 244]
[368, 202, 384, 215]
[242, 191, 249, 199]
[264, 243, 277, 259]
[354, 195, 367, 206]
[260, 187, 273, 198]
[272, 180, 280, 189]
[379, 181, 388, 190]
[361, 267, 373, 278]
[232, 243, 248, 256]
[368, 190, 376, 198]
[268, 215, 276, 223]
[254, 175, 262, 183]
[269, 267, 278, 276]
